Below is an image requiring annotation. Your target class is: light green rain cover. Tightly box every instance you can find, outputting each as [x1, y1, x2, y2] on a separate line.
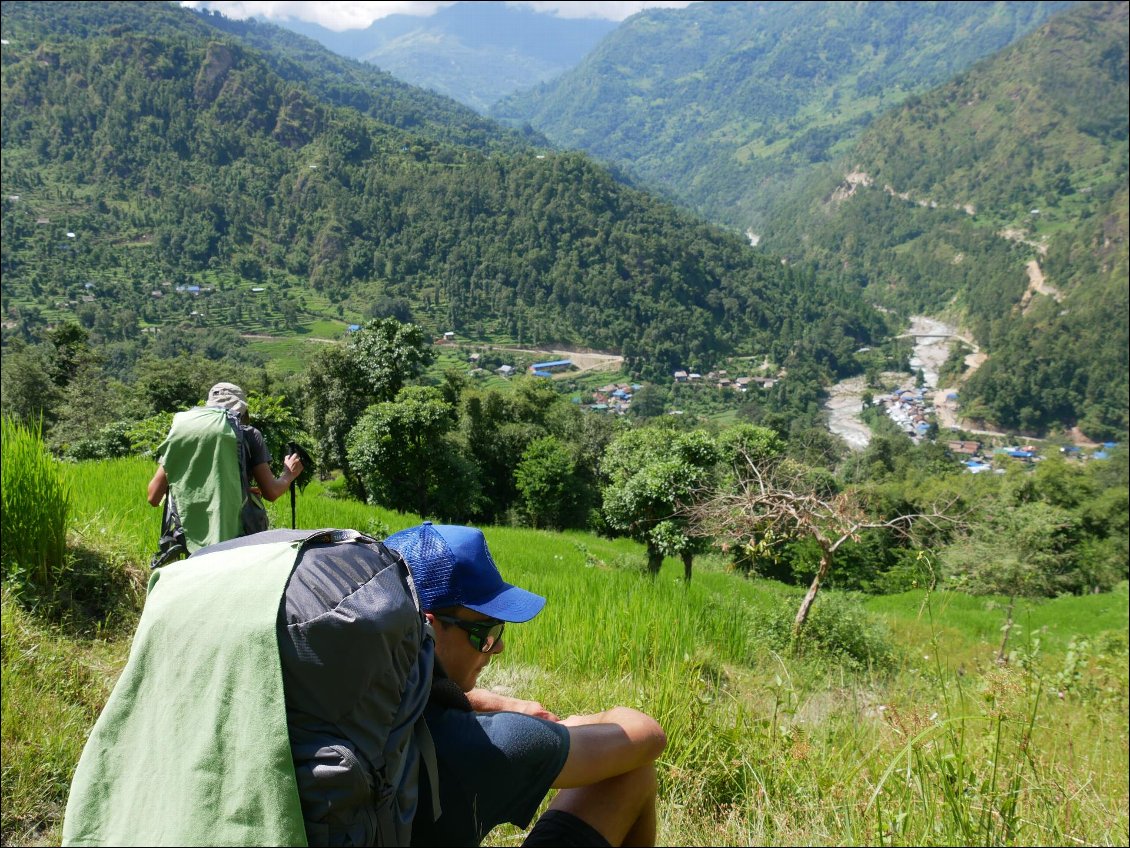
[158, 406, 244, 552]
[61, 540, 307, 846]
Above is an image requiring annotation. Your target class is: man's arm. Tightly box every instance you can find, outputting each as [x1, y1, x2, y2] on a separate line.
[552, 707, 666, 789]
[147, 466, 168, 507]
[250, 453, 303, 502]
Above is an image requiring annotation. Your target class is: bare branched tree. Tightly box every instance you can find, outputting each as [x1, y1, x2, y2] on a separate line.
[683, 450, 962, 638]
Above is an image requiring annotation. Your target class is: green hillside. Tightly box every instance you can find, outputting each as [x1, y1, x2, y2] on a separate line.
[491, 0, 1071, 232]
[0, 0, 884, 385]
[763, 0, 1129, 439]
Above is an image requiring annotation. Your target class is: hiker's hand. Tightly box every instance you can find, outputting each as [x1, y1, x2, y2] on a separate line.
[467, 689, 559, 721]
[506, 697, 559, 721]
[284, 453, 304, 477]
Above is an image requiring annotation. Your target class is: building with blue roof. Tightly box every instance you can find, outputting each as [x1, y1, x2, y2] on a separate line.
[529, 359, 572, 373]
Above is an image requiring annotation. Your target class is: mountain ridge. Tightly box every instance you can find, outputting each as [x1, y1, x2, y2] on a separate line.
[491, 1, 1076, 231]
[0, 0, 885, 394]
[258, 1, 618, 112]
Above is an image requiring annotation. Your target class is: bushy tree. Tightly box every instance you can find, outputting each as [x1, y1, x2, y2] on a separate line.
[600, 427, 720, 579]
[0, 345, 63, 428]
[304, 345, 368, 487]
[515, 435, 577, 530]
[304, 319, 435, 490]
[346, 386, 478, 520]
[348, 318, 435, 403]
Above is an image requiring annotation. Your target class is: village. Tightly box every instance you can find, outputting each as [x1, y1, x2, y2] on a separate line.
[874, 384, 1118, 471]
[445, 338, 1120, 469]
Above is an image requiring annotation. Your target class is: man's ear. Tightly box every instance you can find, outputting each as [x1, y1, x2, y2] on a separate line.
[424, 611, 437, 625]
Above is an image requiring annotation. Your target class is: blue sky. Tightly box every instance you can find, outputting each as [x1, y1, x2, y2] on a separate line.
[180, 1, 698, 30]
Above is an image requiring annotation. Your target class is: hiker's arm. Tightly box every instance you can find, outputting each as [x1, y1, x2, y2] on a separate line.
[250, 454, 303, 502]
[466, 688, 558, 721]
[551, 707, 666, 789]
[147, 466, 168, 507]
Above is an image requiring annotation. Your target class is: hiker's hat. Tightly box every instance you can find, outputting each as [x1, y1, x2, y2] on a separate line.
[206, 382, 248, 417]
[385, 522, 546, 622]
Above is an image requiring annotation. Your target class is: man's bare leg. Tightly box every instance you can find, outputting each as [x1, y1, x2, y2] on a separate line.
[546, 763, 658, 847]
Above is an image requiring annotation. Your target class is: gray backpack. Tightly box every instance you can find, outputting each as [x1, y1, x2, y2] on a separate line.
[207, 529, 440, 846]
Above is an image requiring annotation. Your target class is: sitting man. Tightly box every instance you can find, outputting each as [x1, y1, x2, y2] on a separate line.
[384, 522, 667, 848]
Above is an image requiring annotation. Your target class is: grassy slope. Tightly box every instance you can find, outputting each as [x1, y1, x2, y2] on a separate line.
[1, 458, 1127, 846]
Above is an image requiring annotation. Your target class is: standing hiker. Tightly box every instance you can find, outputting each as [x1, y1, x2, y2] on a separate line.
[146, 382, 303, 556]
[385, 522, 667, 847]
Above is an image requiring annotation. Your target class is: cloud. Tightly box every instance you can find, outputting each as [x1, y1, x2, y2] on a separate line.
[517, 2, 696, 21]
[180, 1, 696, 30]
[180, 2, 453, 31]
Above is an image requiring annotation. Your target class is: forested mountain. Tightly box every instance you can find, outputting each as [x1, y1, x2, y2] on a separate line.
[266, 1, 618, 113]
[491, 1, 1073, 232]
[0, 0, 542, 152]
[762, 0, 1128, 439]
[0, 0, 885, 387]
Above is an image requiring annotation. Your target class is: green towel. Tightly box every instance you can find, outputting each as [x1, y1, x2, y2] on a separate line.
[62, 541, 307, 847]
[158, 407, 244, 552]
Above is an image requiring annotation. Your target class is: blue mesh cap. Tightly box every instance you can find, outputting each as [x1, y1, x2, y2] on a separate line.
[384, 522, 546, 622]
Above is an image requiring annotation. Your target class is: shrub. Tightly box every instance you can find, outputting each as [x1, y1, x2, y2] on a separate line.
[62, 421, 134, 462]
[126, 412, 174, 458]
[752, 589, 898, 670]
[1, 417, 72, 605]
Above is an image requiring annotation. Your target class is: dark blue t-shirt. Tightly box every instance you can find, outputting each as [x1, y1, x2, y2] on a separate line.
[411, 705, 570, 847]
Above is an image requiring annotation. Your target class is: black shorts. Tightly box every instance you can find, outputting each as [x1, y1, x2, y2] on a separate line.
[523, 810, 611, 847]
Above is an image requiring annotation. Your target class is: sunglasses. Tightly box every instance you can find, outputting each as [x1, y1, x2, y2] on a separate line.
[434, 615, 505, 653]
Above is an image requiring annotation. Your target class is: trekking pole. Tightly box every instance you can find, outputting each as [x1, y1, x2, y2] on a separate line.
[286, 441, 312, 530]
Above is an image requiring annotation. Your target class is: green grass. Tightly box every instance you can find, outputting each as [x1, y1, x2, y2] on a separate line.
[60, 457, 163, 569]
[244, 337, 327, 374]
[1, 594, 129, 846]
[864, 584, 1130, 659]
[1, 457, 1127, 846]
[304, 318, 350, 339]
[1, 418, 72, 603]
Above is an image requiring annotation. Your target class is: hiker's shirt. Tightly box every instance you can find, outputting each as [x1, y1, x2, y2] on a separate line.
[411, 705, 570, 847]
[240, 423, 271, 487]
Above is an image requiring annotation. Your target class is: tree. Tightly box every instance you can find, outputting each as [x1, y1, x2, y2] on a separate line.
[304, 344, 369, 487]
[688, 451, 956, 637]
[49, 364, 143, 457]
[304, 319, 435, 489]
[943, 500, 1081, 662]
[246, 392, 314, 489]
[628, 384, 666, 419]
[515, 435, 576, 529]
[0, 345, 63, 429]
[134, 356, 211, 414]
[346, 387, 477, 520]
[347, 318, 435, 404]
[45, 321, 96, 388]
[600, 427, 720, 579]
[459, 386, 547, 522]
